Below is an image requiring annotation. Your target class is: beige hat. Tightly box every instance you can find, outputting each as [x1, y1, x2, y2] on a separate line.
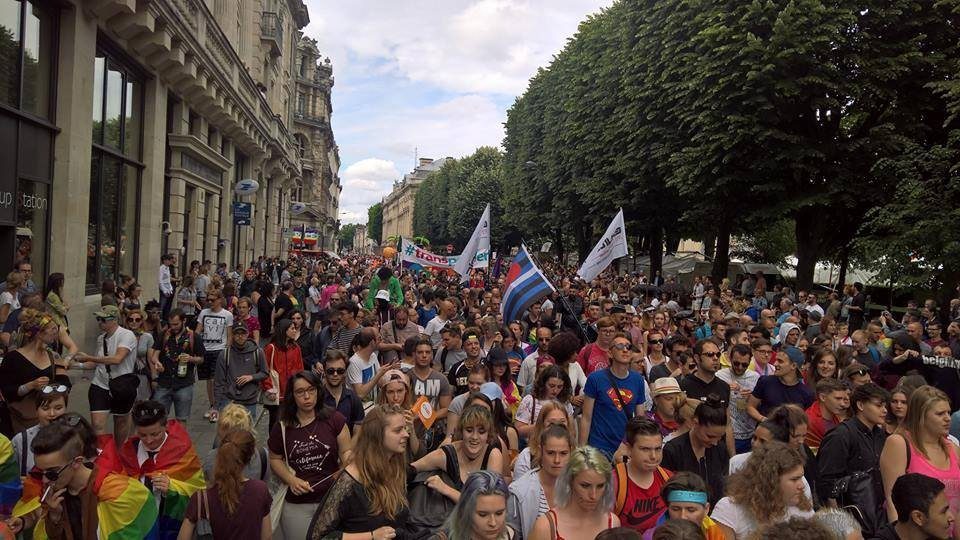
[378, 369, 408, 389]
[651, 377, 682, 397]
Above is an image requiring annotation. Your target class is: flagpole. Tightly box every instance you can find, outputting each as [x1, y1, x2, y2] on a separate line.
[521, 238, 592, 343]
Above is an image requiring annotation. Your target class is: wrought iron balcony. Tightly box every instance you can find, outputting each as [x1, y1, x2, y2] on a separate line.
[261, 12, 283, 56]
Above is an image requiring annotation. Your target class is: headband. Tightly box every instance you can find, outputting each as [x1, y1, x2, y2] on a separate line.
[666, 490, 708, 505]
[23, 314, 54, 339]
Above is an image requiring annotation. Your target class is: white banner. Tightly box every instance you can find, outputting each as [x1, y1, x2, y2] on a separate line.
[577, 208, 629, 282]
[453, 203, 491, 279]
[400, 238, 488, 270]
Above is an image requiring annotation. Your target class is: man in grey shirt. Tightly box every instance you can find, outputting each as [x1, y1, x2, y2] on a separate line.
[434, 325, 467, 372]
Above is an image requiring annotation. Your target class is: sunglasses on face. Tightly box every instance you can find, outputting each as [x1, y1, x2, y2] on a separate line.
[732, 362, 750, 369]
[30, 459, 74, 482]
[128, 317, 142, 322]
[648, 339, 663, 344]
[612, 343, 631, 351]
[325, 368, 346, 375]
[700, 352, 721, 358]
[132, 406, 164, 422]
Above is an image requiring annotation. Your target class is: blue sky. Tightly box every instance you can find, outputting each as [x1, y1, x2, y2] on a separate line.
[301, 0, 613, 223]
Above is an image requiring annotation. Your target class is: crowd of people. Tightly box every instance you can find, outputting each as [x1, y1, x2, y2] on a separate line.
[0, 251, 957, 539]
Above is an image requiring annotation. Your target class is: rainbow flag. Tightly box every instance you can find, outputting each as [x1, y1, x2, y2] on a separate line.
[0, 434, 21, 517]
[29, 473, 159, 540]
[119, 420, 205, 539]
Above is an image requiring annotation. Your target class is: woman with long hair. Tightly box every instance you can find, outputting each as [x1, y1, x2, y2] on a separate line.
[513, 400, 574, 479]
[268, 371, 351, 540]
[547, 331, 587, 406]
[411, 404, 504, 503]
[880, 385, 960, 523]
[0, 308, 66, 432]
[308, 405, 411, 539]
[376, 370, 420, 457]
[489, 349, 521, 416]
[509, 425, 576, 538]
[178, 430, 272, 540]
[445, 470, 516, 540]
[202, 403, 270, 483]
[884, 374, 926, 435]
[175, 274, 200, 328]
[710, 442, 813, 539]
[44, 272, 68, 330]
[804, 347, 838, 388]
[254, 280, 275, 344]
[0, 271, 22, 324]
[529, 446, 620, 539]
[515, 365, 573, 438]
[124, 307, 155, 402]
[261, 318, 304, 429]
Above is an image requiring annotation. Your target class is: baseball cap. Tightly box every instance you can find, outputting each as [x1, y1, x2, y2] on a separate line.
[93, 305, 120, 320]
[651, 377, 683, 397]
[486, 347, 509, 366]
[783, 346, 805, 367]
[375, 289, 390, 301]
[479, 382, 504, 401]
[233, 322, 249, 334]
[378, 369, 408, 389]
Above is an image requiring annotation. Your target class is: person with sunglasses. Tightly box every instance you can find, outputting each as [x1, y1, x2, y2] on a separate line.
[321, 349, 365, 436]
[11, 384, 68, 477]
[27, 418, 158, 539]
[716, 344, 760, 454]
[124, 307, 155, 403]
[581, 333, 648, 459]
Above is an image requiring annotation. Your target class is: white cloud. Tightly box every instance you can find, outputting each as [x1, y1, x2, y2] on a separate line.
[338, 158, 401, 223]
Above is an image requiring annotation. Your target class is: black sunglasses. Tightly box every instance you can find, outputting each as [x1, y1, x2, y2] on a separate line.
[325, 368, 346, 375]
[30, 459, 75, 482]
[648, 339, 663, 344]
[732, 362, 750, 369]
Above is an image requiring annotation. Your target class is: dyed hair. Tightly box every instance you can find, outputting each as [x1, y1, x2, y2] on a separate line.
[352, 405, 408, 519]
[456, 404, 496, 445]
[214, 430, 255, 515]
[217, 403, 253, 439]
[554, 446, 614, 514]
[444, 471, 509, 539]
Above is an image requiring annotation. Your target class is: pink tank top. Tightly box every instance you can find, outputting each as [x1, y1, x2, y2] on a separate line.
[906, 437, 960, 534]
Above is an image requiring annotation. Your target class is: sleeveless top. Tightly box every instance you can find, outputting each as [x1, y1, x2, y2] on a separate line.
[906, 436, 960, 535]
[545, 509, 614, 540]
[441, 444, 495, 490]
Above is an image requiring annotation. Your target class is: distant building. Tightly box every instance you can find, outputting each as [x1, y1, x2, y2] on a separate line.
[381, 157, 450, 244]
[353, 224, 375, 254]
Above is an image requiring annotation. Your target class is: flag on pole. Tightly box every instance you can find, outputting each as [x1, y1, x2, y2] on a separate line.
[453, 203, 491, 280]
[577, 208, 629, 282]
[501, 245, 556, 324]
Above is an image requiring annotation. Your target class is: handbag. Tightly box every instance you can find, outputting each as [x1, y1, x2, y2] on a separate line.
[832, 469, 883, 536]
[104, 332, 139, 399]
[261, 346, 280, 406]
[194, 488, 213, 539]
[268, 421, 293, 531]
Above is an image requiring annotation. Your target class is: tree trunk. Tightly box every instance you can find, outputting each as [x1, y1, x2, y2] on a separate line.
[638, 234, 648, 255]
[665, 230, 681, 255]
[649, 226, 664, 279]
[703, 233, 716, 260]
[555, 228, 564, 264]
[794, 208, 820, 289]
[836, 246, 849, 293]
[711, 219, 731, 284]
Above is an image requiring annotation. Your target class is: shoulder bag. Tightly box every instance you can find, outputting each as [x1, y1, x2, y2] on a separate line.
[194, 488, 214, 539]
[603, 368, 635, 420]
[268, 421, 293, 531]
[261, 345, 280, 406]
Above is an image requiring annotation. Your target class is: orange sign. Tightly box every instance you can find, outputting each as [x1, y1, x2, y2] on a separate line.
[411, 395, 437, 429]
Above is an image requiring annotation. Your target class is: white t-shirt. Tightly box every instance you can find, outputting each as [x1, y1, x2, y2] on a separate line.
[515, 394, 575, 426]
[424, 316, 448, 348]
[0, 291, 20, 311]
[197, 308, 234, 351]
[711, 496, 813, 539]
[728, 451, 813, 502]
[92, 326, 139, 390]
[347, 351, 380, 400]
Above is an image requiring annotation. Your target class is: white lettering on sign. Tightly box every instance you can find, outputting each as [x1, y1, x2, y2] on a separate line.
[20, 193, 47, 211]
[0, 192, 13, 208]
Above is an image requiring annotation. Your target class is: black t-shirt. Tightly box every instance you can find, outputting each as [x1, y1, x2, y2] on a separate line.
[660, 431, 729, 505]
[151, 329, 206, 390]
[680, 374, 731, 409]
[447, 359, 485, 396]
[274, 294, 295, 320]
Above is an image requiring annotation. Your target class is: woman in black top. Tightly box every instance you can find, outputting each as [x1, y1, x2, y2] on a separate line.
[309, 404, 411, 539]
[0, 308, 67, 433]
[254, 281, 274, 344]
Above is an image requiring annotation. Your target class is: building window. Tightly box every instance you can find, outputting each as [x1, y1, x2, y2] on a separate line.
[0, 0, 55, 118]
[87, 48, 143, 291]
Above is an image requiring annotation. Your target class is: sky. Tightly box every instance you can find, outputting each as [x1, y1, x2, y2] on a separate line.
[301, 0, 614, 224]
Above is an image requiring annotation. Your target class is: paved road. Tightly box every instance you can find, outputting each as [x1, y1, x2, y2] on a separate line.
[65, 368, 270, 452]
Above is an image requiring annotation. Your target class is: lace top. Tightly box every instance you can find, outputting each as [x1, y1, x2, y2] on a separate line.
[308, 470, 409, 539]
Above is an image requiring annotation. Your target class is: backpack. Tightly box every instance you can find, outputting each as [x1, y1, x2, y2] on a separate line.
[614, 460, 671, 515]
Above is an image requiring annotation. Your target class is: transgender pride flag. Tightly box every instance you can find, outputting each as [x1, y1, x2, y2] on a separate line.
[501, 245, 555, 324]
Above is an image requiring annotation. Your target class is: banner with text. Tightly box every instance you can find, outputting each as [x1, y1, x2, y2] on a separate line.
[577, 208, 629, 282]
[400, 238, 488, 270]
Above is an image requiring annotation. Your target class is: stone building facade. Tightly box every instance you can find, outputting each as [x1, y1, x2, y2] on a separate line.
[0, 0, 340, 346]
[381, 157, 449, 245]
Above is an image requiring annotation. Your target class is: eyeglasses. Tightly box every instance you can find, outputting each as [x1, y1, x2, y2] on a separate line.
[611, 343, 631, 351]
[127, 317, 142, 322]
[325, 368, 346, 375]
[294, 386, 318, 397]
[700, 352, 721, 358]
[732, 362, 750, 369]
[30, 459, 74, 482]
[848, 368, 869, 377]
[41, 385, 68, 394]
[754, 349, 773, 355]
[648, 339, 663, 344]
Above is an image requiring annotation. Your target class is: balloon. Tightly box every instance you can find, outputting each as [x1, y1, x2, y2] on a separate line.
[383, 246, 397, 259]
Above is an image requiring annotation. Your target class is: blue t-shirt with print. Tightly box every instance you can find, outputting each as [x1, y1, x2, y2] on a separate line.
[584, 369, 646, 455]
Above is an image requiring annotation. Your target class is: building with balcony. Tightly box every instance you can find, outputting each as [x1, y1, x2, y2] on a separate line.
[381, 157, 450, 245]
[0, 0, 340, 348]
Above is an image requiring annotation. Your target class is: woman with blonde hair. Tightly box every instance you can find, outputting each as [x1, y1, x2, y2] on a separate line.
[0, 270, 22, 324]
[202, 403, 269, 483]
[179, 430, 272, 540]
[529, 446, 619, 540]
[0, 308, 65, 432]
[879, 384, 960, 523]
[710, 441, 813, 539]
[308, 405, 411, 539]
[513, 400, 574, 478]
[376, 370, 420, 457]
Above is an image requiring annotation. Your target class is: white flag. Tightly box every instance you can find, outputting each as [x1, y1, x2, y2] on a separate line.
[577, 208, 629, 282]
[454, 203, 491, 280]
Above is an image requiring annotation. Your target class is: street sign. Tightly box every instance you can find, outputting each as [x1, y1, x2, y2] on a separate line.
[446, 244, 454, 254]
[232, 202, 252, 225]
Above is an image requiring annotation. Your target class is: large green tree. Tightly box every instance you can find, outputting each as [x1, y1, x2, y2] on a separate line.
[338, 223, 357, 250]
[367, 202, 383, 244]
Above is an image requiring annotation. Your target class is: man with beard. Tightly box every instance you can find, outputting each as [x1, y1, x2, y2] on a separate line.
[238, 267, 257, 298]
[716, 344, 760, 454]
[378, 306, 422, 365]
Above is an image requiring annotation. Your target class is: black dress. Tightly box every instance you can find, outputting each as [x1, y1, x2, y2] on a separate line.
[308, 470, 410, 539]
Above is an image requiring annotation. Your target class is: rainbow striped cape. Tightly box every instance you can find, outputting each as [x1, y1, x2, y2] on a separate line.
[17, 436, 159, 540]
[0, 434, 22, 517]
[119, 420, 205, 539]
